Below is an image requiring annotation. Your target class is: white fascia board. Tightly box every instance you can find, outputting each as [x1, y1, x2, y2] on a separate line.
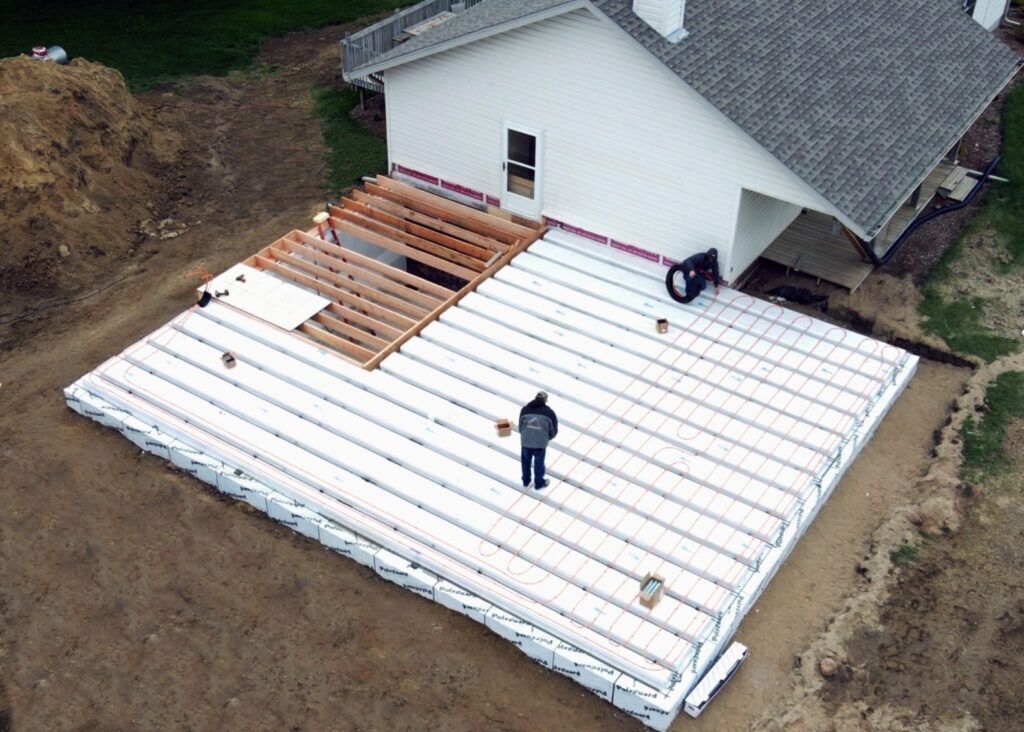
[349, 0, 590, 79]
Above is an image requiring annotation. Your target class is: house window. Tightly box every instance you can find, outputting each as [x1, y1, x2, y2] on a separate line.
[506, 129, 537, 199]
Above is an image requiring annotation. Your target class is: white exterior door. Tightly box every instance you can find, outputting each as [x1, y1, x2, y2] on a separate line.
[501, 123, 543, 218]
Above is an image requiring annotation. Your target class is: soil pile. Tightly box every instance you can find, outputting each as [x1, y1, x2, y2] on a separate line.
[0, 56, 178, 296]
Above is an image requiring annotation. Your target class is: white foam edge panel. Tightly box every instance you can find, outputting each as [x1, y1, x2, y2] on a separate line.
[613, 673, 689, 731]
[434, 580, 492, 624]
[65, 379, 698, 728]
[71, 367, 690, 688]
[684, 642, 749, 718]
[485, 606, 560, 668]
[266, 494, 327, 541]
[552, 641, 623, 702]
[374, 548, 438, 601]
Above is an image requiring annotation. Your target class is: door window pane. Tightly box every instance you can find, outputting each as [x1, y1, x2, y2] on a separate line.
[506, 162, 535, 198]
[507, 130, 536, 166]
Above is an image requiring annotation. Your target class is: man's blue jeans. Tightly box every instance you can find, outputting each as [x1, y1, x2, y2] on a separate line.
[521, 447, 546, 487]
[681, 273, 707, 303]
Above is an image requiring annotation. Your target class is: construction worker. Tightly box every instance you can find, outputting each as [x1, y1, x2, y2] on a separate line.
[666, 247, 722, 304]
[519, 391, 558, 490]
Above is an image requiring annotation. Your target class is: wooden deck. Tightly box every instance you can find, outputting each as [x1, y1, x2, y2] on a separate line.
[760, 211, 874, 291]
[762, 160, 959, 291]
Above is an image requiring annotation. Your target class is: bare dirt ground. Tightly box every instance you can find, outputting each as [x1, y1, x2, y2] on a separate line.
[0, 23, 1014, 732]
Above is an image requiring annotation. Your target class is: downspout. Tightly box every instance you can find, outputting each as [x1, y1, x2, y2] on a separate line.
[858, 154, 1003, 266]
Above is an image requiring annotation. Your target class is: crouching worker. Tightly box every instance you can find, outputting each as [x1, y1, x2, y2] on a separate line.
[519, 390, 558, 490]
[666, 247, 722, 304]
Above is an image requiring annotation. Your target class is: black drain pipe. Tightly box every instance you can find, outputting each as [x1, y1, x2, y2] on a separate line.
[864, 154, 1003, 266]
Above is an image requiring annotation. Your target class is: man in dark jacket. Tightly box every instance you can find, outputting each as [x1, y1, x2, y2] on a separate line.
[519, 391, 558, 490]
[666, 247, 722, 304]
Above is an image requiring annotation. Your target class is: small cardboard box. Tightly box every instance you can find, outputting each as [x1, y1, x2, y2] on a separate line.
[639, 572, 665, 609]
[221, 351, 237, 369]
[656, 318, 669, 334]
[495, 418, 512, 437]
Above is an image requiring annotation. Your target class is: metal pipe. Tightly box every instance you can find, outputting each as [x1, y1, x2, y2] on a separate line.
[864, 154, 1003, 266]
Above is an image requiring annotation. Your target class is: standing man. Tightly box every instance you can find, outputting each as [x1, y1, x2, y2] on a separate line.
[519, 390, 558, 490]
[666, 247, 722, 304]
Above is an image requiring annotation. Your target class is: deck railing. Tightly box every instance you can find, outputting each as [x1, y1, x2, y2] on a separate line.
[342, 0, 487, 92]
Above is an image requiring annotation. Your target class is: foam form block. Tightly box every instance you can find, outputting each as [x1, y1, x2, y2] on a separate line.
[485, 607, 559, 668]
[319, 521, 381, 568]
[267, 494, 324, 541]
[553, 642, 622, 701]
[168, 439, 223, 486]
[216, 469, 272, 513]
[434, 580, 492, 623]
[613, 674, 687, 732]
[75, 387, 129, 429]
[373, 548, 438, 601]
[684, 642, 748, 718]
[63, 386, 86, 416]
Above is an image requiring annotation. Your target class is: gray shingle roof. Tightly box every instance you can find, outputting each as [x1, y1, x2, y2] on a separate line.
[359, 0, 1021, 236]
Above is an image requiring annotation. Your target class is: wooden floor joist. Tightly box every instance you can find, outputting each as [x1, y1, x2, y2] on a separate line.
[275, 238, 443, 308]
[288, 230, 452, 298]
[236, 175, 546, 367]
[343, 194, 508, 254]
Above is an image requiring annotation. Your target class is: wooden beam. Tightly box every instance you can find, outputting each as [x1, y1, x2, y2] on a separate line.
[340, 197, 495, 261]
[377, 176, 535, 240]
[343, 194, 508, 254]
[330, 219, 479, 281]
[277, 238, 443, 308]
[365, 181, 522, 247]
[289, 229, 452, 298]
[266, 249, 430, 319]
[253, 255, 418, 330]
[324, 302, 403, 340]
[313, 311, 390, 351]
[362, 216, 547, 370]
[841, 226, 872, 263]
[330, 208, 487, 274]
[298, 322, 375, 362]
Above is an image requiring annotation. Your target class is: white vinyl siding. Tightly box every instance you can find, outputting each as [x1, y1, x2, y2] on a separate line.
[383, 8, 842, 277]
[972, 0, 1007, 30]
[731, 189, 802, 278]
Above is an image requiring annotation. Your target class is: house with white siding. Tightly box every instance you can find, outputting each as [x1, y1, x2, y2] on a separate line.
[344, 0, 1020, 289]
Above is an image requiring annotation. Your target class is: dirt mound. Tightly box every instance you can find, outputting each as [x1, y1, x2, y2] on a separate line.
[0, 56, 179, 296]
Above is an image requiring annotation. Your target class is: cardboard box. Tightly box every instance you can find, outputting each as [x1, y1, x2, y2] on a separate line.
[639, 573, 665, 610]
[495, 418, 512, 437]
[656, 318, 669, 334]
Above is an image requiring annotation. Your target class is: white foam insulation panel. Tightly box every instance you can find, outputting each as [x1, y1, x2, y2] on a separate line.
[66, 229, 917, 730]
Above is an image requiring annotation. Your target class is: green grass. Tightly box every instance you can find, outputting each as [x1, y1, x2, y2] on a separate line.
[919, 289, 1019, 363]
[960, 371, 1024, 482]
[889, 541, 920, 565]
[917, 86, 1024, 361]
[1, 1, 409, 89]
[312, 86, 388, 193]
